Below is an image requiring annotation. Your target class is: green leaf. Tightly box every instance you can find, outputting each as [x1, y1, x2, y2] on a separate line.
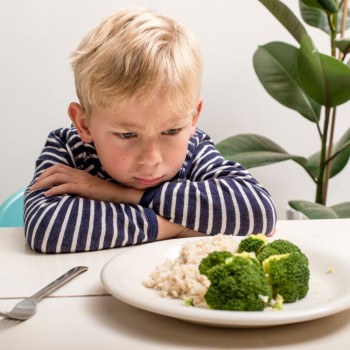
[300, 0, 332, 34]
[335, 38, 350, 56]
[306, 151, 320, 179]
[298, 35, 350, 107]
[301, 0, 328, 10]
[259, 0, 308, 43]
[329, 202, 350, 218]
[290, 200, 350, 219]
[306, 128, 350, 179]
[329, 127, 350, 176]
[253, 42, 321, 123]
[317, 0, 338, 13]
[289, 200, 339, 218]
[300, 1, 350, 35]
[216, 134, 308, 169]
[301, 0, 326, 10]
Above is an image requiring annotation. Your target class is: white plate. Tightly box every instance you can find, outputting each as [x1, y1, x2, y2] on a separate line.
[100, 237, 350, 328]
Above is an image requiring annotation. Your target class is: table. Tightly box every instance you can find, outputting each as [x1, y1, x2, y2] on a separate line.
[1, 219, 350, 349]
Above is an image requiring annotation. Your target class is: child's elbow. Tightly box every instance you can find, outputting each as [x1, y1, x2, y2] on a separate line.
[24, 227, 45, 253]
[24, 220, 56, 254]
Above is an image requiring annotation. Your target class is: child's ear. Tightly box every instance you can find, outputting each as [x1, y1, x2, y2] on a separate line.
[68, 102, 93, 143]
[191, 99, 203, 135]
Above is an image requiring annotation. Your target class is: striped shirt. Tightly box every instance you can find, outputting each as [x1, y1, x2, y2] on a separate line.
[24, 127, 276, 253]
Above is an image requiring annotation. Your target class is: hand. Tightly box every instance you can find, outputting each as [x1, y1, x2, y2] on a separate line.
[30, 164, 144, 204]
[266, 227, 277, 237]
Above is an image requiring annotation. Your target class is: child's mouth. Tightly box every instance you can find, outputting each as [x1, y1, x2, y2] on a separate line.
[134, 176, 164, 186]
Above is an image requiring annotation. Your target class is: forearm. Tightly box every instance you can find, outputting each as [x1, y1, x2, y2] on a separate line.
[143, 130, 278, 237]
[156, 215, 206, 241]
[142, 178, 277, 236]
[25, 130, 158, 253]
[30, 163, 144, 205]
[24, 189, 157, 253]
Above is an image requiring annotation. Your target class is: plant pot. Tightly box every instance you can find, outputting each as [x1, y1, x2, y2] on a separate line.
[286, 207, 308, 220]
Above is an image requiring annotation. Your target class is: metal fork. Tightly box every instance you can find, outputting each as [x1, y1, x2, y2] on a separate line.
[0, 266, 88, 321]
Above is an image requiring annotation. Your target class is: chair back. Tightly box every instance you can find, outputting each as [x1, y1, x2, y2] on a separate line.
[0, 189, 25, 227]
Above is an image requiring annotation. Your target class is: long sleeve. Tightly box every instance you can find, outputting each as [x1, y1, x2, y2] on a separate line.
[140, 130, 276, 236]
[24, 128, 158, 253]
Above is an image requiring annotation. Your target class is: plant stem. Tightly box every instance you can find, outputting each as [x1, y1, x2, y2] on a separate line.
[339, 0, 349, 61]
[316, 107, 331, 204]
[322, 0, 348, 204]
[322, 107, 336, 203]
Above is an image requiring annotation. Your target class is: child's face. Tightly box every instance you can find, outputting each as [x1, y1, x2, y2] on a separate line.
[71, 100, 201, 190]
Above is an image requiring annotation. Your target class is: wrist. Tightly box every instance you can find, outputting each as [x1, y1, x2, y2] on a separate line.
[156, 216, 180, 240]
[156, 216, 206, 240]
[116, 185, 144, 204]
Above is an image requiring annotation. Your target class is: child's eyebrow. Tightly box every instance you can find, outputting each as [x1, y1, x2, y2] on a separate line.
[110, 121, 141, 130]
[111, 118, 187, 131]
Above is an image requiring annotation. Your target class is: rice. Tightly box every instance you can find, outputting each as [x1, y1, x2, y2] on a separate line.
[143, 234, 239, 307]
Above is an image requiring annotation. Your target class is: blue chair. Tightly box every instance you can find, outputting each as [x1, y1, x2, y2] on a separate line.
[0, 189, 25, 227]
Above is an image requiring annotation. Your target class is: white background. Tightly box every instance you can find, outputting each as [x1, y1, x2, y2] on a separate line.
[1, 0, 349, 219]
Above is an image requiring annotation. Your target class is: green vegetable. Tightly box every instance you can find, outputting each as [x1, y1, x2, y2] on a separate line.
[271, 294, 284, 310]
[256, 239, 301, 263]
[199, 251, 234, 276]
[198, 238, 311, 311]
[262, 252, 310, 303]
[238, 234, 268, 254]
[200, 254, 272, 311]
[184, 298, 194, 307]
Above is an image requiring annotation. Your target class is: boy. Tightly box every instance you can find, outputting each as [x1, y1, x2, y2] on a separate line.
[25, 8, 276, 253]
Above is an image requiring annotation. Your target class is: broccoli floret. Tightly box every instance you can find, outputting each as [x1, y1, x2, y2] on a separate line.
[256, 239, 301, 263]
[202, 255, 273, 311]
[238, 234, 268, 254]
[199, 251, 234, 276]
[198, 239, 310, 311]
[262, 252, 310, 303]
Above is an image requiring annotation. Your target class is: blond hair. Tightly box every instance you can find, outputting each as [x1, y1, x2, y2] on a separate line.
[70, 8, 203, 115]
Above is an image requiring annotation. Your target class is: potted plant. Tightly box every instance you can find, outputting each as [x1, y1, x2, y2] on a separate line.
[217, 0, 350, 219]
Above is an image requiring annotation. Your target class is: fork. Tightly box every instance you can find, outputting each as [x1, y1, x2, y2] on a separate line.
[0, 266, 88, 321]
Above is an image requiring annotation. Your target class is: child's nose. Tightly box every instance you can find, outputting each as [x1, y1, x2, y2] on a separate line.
[137, 140, 162, 165]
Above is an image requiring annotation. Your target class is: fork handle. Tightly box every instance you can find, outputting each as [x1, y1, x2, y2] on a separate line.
[30, 266, 88, 302]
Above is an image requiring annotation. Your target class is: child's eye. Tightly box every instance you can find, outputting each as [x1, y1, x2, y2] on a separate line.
[118, 132, 135, 139]
[163, 128, 180, 135]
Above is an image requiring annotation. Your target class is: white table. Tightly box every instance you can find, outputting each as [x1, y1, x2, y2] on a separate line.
[1, 219, 350, 350]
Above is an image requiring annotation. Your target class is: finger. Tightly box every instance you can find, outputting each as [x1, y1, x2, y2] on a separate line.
[41, 163, 78, 179]
[31, 172, 78, 191]
[43, 183, 82, 197]
[31, 164, 84, 191]
[31, 166, 63, 188]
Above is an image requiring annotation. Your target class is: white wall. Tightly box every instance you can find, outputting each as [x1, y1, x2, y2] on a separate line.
[1, 0, 349, 219]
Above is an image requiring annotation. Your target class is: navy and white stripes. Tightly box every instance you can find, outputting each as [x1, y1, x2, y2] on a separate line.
[24, 127, 276, 253]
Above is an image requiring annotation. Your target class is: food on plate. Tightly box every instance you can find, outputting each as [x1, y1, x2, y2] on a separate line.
[143, 234, 238, 307]
[198, 251, 235, 276]
[200, 252, 273, 311]
[261, 252, 310, 303]
[256, 239, 302, 263]
[237, 233, 268, 254]
[143, 234, 310, 311]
